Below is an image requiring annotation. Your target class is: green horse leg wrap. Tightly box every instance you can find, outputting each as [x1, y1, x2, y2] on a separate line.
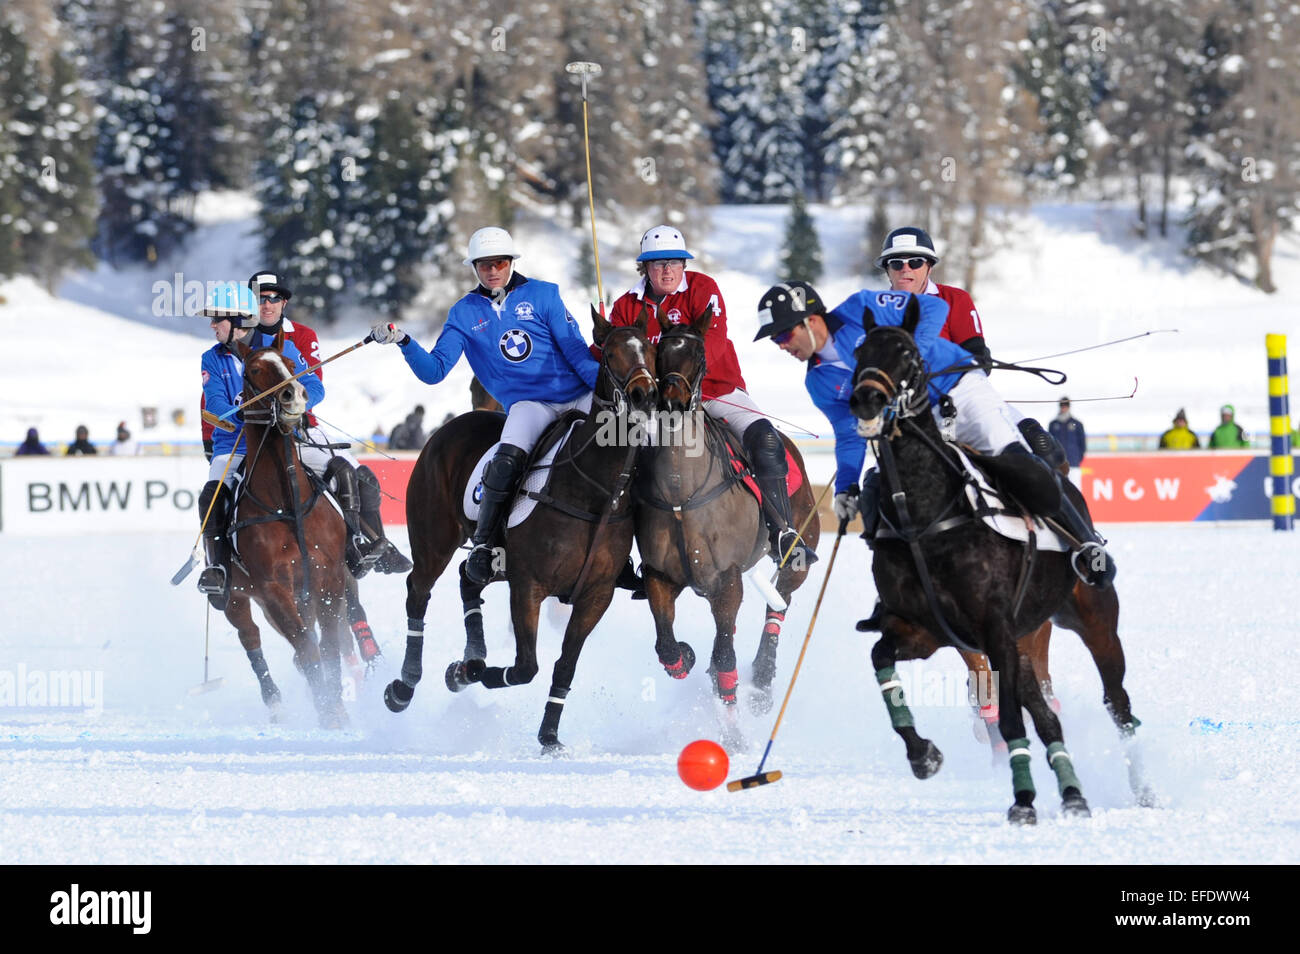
[1047, 741, 1083, 795]
[1120, 714, 1142, 739]
[876, 666, 914, 729]
[1008, 737, 1034, 796]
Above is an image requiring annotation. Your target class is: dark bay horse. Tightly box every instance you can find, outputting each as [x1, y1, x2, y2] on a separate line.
[849, 317, 1086, 824]
[222, 345, 349, 727]
[383, 311, 657, 751]
[635, 313, 819, 731]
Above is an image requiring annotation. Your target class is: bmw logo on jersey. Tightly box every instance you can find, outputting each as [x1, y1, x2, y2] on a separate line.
[500, 328, 533, 362]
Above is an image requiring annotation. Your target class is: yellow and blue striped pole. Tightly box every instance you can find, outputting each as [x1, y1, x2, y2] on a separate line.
[1266, 334, 1293, 531]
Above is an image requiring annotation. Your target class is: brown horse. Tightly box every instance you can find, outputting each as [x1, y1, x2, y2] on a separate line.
[221, 345, 349, 727]
[635, 314, 820, 736]
[383, 311, 657, 751]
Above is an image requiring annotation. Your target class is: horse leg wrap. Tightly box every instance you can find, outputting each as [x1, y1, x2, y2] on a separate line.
[351, 620, 380, 662]
[459, 569, 488, 661]
[539, 687, 568, 745]
[478, 666, 515, 689]
[246, 648, 271, 680]
[876, 666, 914, 729]
[1008, 738, 1035, 796]
[713, 668, 739, 705]
[1046, 741, 1082, 796]
[400, 622, 424, 687]
[763, 610, 785, 638]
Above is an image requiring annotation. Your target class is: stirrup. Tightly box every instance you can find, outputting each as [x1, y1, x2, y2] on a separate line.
[1071, 542, 1115, 588]
[372, 538, 413, 574]
[347, 533, 382, 579]
[774, 529, 818, 568]
[464, 544, 499, 586]
[197, 565, 227, 595]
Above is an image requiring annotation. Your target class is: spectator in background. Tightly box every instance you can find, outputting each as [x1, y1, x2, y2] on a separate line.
[1158, 409, 1200, 450]
[1208, 404, 1249, 449]
[1048, 397, 1086, 467]
[65, 425, 98, 456]
[388, 405, 427, 450]
[15, 427, 51, 456]
[109, 422, 140, 456]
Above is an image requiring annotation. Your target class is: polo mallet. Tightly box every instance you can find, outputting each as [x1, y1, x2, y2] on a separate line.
[170, 425, 244, 585]
[217, 334, 374, 423]
[565, 61, 606, 315]
[745, 478, 833, 611]
[729, 515, 849, 792]
[188, 603, 225, 695]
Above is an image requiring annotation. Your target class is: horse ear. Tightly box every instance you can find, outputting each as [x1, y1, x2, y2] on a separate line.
[902, 295, 921, 334]
[591, 303, 609, 345]
[860, 305, 877, 332]
[691, 302, 714, 336]
[633, 302, 650, 337]
[232, 336, 251, 361]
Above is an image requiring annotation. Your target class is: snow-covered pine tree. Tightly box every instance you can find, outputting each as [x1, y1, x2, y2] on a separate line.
[1096, 0, 1200, 237]
[26, 44, 98, 288]
[1185, 0, 1300, 292]
[779, 191, 823, 282]
[1015, 0, 1105, 189]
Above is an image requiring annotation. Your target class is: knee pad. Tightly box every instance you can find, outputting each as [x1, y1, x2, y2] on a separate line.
[484, 444, 528, 490]
[1018, 418, 1067, 470]
[743, 420, 786, 474]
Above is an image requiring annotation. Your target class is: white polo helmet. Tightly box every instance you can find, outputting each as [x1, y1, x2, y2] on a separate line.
[463, 226, 521, 265]
[637, 224, 694, 262]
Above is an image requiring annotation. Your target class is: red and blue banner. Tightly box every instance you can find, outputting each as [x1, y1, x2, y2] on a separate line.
[1078, 452, 1300, 522]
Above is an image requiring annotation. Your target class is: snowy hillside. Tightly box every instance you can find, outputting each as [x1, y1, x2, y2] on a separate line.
[3, 196, 1298, 450]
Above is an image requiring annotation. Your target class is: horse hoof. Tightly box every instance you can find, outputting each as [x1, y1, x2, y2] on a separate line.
[384, 680, 414, 712]
[260, 681, 282, 709]
[661, 642, 696, 680]
[445, 662, 470, 693]
[1136, 786, 1157, 809]
[908, 741, 943, 779]
[747, 687, 774, 716]
[1061, 791, 1091, 819]
[1008, 804, 1037, 826]
[539, 738, 566, 757]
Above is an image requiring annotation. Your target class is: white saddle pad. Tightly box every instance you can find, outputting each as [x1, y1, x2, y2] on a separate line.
[462, 421, 581, 529]
[952, 446, 1070, 552]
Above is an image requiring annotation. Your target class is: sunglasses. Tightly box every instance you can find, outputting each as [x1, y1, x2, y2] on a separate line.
[772, 327, 797, 345]
[259, 294, 286, 304]
[884, 257, 931, 271]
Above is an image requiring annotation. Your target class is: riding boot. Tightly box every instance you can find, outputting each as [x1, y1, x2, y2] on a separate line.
[1053, 476, 1117, 589]
[357, 464, 413, 575]
[196, 480, 231, 609]
[465, 443, 529, 585]
[326, 460, 375, 579]
[860, 467, 882, 547]
[744, 422, 817, 568]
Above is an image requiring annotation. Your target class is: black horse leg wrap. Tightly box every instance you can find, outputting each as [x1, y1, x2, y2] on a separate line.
[246, 648, 270, 678]
[401, 621, 424, 686]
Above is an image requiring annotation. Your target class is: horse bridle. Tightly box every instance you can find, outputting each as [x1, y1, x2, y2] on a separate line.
[591, 325, 657, 420]
[852, 331, 929, 424]
[658, 325, 706, 410]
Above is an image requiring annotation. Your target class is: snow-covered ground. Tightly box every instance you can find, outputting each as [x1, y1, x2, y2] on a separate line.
[3, 196, 1298, 450]
[2, 522, 1297, 864]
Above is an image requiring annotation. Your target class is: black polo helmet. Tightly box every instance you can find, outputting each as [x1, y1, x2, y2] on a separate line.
[248, 269, 292, 300]
[754, 281, 826, 341]
[874, 226, 939, 269]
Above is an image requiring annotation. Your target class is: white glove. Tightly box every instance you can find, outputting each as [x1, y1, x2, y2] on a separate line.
[371, 322, 406, 345]
[833, 487, 860, 522]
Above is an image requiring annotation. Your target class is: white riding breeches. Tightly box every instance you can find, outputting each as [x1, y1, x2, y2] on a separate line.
[207, 423, 358, 488]
[500, 394, 594, 451]
[940, 372, 1028, 454]
[703, 388, 767, 444]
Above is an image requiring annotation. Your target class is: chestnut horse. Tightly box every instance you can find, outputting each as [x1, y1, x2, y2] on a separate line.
[635, 314, 820, 733]
[222, 345, 349, 727]
[383, 311, 656, 751]
[850, 316, 1086, 824]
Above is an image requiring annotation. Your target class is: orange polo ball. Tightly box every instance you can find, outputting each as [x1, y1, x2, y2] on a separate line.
[677, 739, 729, 791]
